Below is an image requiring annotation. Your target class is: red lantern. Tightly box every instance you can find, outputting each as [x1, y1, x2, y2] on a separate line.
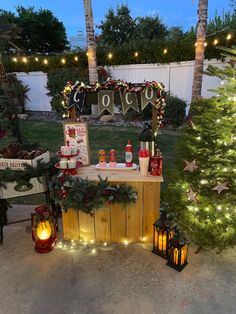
[31, 205, 57, 253]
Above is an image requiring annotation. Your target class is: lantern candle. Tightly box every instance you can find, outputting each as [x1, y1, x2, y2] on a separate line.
[158, 233, 167, 252]
[37, 221, 52, 240]
[31, 205, 57, 253]
[152, 213, 174, 259]
[167, 237, 188, 271]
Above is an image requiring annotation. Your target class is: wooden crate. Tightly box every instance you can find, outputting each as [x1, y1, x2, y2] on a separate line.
[62, 166, 163, 243]
[0, 176, 48, 199]
[0, 151, 50, 171]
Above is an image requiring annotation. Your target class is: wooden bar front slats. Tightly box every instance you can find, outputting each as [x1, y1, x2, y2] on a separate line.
[62, 208, 80, 241]
[62, 166, 163, 243]
[143, 182, 161, 242]
[94, 208, 111, 242]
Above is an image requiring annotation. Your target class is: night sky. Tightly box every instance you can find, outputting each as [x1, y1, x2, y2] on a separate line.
[0, 0, 230, 37]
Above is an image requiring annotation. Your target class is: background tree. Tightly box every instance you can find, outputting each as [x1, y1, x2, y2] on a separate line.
[0, 7, 68, 53]
[98, 4, 135, 46]
[164, 47, 236, 251]
[83, 0, 98, 85]
[191, 0, 208, 101]
[134, 15, 168, 41]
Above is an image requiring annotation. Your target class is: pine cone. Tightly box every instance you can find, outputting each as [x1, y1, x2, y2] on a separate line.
[29, 150, 45, 159]
[7, 143, 23, 158]
[17, 150, 31, 159]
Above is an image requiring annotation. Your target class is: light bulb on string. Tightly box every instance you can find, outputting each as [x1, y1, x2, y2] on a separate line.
[12, 57, 17, 63]
[108, 52, 113, 59]
[195, 42, 197, 47]
[163, 48, 168, 54]
[61, 58, 66, 64]
[22, 57, 27, 63]
[74, 56, 78, 61]
[35, 57, 39, 62]
[43, 59, 48, 65]
[227, 34, 232, 40]
[213, 39, 218, 45]
[204, 42, 208, 47]
[134, 51, 138, 57]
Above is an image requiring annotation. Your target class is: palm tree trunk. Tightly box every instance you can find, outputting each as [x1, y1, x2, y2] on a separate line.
[83, 0, 98, 85]
[191, 0, 208, 102]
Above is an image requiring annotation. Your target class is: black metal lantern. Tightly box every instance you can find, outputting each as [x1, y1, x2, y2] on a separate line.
[167, 236, 188, 272]
[152, 213, 174, 259]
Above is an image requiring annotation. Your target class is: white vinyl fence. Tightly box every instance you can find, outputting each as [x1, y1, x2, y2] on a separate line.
[15, 71, 51, 111]
[107, 59, 225, 104]
[14, 59, 226, 111]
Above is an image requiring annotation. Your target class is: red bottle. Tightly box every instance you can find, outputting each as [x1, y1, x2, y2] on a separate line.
[125, 139, 133, 167]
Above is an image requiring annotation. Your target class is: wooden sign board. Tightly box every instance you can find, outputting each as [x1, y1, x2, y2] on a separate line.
[63, 122, 90, 166]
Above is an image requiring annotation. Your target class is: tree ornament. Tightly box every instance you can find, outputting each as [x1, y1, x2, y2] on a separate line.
[183, 159, 199, 172]
[186, 187, 199, 203]
[212, 182, 229, 194]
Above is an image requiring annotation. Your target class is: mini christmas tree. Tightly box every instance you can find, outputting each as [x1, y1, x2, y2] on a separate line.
[164, 47, 236, 251]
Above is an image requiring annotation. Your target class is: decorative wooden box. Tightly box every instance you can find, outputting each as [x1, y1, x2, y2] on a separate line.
[0, 151, 50, 171]
[0, 176, 48, 199]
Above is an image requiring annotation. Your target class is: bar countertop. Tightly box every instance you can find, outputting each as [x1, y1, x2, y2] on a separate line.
[76, 165, 163, 183]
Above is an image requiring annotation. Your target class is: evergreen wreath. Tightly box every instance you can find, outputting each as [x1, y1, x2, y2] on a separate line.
[50, 174, 137, 214]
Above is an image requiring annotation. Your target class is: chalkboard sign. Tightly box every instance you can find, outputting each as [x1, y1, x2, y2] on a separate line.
[63, 122, 90, 166]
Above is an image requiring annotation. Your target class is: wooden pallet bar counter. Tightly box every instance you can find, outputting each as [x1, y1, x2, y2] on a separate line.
[62, 166, 163, 243]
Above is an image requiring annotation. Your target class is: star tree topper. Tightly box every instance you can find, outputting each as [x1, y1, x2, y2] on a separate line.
[212, 182, 229, 194]
[183, 159, 199, 172]
[186, 187, 199, 203]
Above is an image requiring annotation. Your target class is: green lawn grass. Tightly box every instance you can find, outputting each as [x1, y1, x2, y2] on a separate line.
[1, 120, 181, 204]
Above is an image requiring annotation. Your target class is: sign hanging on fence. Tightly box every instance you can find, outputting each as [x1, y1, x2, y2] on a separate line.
[119, 91, 139, 114]
[98, 90, 114, 115]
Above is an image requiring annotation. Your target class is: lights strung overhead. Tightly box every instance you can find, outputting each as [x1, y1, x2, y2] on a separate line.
[7, 31, 236, 66]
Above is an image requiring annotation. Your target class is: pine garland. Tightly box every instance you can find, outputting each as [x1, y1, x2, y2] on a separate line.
[50, 174, 137, 214]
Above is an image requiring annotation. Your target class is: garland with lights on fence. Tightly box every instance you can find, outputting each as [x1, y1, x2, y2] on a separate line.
[62, 79, 166, 133]
[50, 174, 137, 214]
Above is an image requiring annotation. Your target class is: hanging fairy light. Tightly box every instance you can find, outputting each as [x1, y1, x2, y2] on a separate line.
[194, 42, 197, 47]
[204, 42, 208, 47]
[163, 48, 168, 54]
[43, 59, 48, 65]
[213, 39, 218, 45]
[74, 56, 78, 61]
[134, 51, 138, 57]
[22, 57, 27, 63]
[12, 57, 17, 63]
[35, 57, 39, 62]
[61, 58, 66, 64]
[227, 34, 232, 40]
[108, 52, 113, 59]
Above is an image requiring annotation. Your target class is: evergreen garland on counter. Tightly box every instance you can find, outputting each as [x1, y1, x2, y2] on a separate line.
[50, 174, 137, 214]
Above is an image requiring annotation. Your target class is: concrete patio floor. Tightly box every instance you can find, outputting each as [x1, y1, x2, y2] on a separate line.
[0, 205, 235, 314]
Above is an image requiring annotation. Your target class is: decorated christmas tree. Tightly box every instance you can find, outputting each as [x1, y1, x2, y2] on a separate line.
[164, 47, 236, 251]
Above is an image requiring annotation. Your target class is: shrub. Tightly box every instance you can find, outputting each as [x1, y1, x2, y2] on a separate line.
[46, 67, 88, 116]
[164, 95, 187, 127]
